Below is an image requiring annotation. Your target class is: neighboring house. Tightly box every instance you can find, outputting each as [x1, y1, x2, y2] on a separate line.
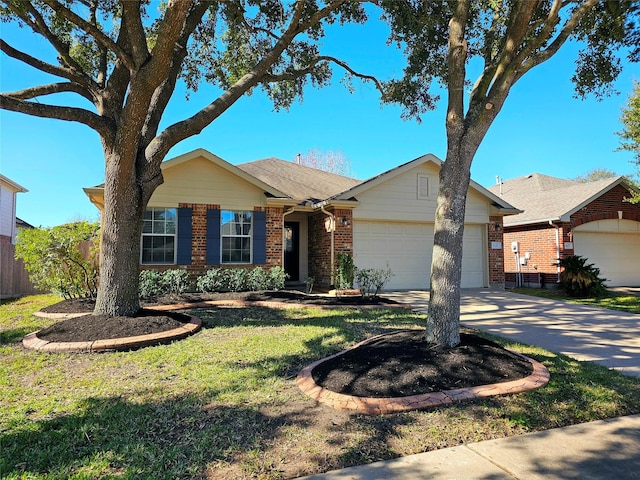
[488, 173, 640, 288]
[0, 174, 27, 244]
[84, 149, 519, 290]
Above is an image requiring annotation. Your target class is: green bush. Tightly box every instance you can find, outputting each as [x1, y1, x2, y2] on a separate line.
[139, 269, 191, 298]
[559, 255, 607, 297]
[335, 253, 355, 289]
[196, 267, 287, 292]
[355, 265, 394, 299]
[15, 221, 100, 299]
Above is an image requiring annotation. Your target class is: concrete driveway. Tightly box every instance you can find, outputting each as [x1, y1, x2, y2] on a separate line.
[383, 289, 640, 378]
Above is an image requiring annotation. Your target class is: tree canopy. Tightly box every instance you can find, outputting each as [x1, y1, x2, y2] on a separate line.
[379, 0, 640, 347]
[0, 0, 381, 316]
[617, 80, 640, 201]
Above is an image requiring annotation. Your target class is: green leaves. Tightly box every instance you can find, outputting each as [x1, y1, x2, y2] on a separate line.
[14, 221, 100, 299]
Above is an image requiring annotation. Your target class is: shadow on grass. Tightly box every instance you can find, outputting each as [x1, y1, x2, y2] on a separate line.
[0, 392, 291, 479]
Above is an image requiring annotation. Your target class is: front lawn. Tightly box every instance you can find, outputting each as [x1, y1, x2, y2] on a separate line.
[511, 288, 640, 314]
[2, 295, 640, 479]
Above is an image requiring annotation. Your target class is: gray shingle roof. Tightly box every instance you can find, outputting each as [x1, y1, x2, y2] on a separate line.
[236, 157, 361, 202]
[487, 173, 624, 226]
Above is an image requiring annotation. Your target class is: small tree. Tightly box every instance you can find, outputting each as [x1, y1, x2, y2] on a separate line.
[559, 255, 607, 297]
[15, 221, 100, 299]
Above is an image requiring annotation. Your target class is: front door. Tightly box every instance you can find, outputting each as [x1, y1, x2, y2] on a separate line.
[284, 222, 300, 281]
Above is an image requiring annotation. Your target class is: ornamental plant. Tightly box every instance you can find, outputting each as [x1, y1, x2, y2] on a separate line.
[559, 255, 607, 298]
[15, 221, 100, 299]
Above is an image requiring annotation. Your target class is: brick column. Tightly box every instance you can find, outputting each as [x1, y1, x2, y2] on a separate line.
[488, 216, 505, 289]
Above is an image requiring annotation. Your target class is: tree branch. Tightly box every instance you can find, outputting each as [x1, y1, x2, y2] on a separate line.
[0, 39, 96, 91]
[0, 94, 113, 139]
[120, 0, 150, 68]
[20, 1, 80, 70]
[41, 0, 135, 71]
[262, 55, 386, 98]
[4, 82, 94, 102]
[518, 0, 599, 78]
[446, 0, 469, 132]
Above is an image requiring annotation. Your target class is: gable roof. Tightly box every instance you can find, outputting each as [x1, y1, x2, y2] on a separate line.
[332, 154, 520, 215]
[236, 157, 361, 203]
[487, 173, 635, 226]
[161, 149, 289, 198]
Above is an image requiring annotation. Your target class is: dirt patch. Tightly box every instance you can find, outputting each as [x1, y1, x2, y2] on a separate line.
[312, 330, 533, 398]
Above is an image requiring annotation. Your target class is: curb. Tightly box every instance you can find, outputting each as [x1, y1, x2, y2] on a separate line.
[296, 331, 550, 415]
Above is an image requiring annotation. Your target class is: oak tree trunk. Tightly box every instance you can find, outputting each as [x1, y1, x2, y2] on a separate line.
[93, 150, 147, 316]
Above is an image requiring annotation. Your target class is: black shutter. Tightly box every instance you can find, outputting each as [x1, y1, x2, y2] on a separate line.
[206, 209, 221, 265]
[253, 210, 267, 265]
[176, 207, 192, 265]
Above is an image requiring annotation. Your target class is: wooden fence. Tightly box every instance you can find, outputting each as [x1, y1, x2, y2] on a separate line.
[0, 243, 39, 299]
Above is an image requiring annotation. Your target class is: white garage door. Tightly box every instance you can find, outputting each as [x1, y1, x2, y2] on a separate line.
[353, 221, 485, 290]
[574, 226, 640, 287]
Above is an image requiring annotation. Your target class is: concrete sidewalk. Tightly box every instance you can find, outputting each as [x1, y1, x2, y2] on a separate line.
[298, 414, 640, 479]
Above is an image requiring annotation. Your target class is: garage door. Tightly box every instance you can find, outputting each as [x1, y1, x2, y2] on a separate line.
[574, 223, 640, 287]
[353, 221, 485, 290]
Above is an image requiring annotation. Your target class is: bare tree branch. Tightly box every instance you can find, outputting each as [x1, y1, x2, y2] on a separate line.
[4, 82, 94, 102]
[262, 55, 386, 98]
[120, 0, 149, 68]
[0, 39, 97, 91]
[0, 94, 113, 138]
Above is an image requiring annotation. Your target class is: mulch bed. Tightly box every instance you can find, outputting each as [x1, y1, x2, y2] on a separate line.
[35, 291, 534, 399]
[312, 330, 533, 398]
[35, 309, 190, 342]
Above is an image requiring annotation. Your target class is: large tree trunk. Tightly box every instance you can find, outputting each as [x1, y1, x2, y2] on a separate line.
[94, 150, 146, 316]
[426, 147, 473, 348]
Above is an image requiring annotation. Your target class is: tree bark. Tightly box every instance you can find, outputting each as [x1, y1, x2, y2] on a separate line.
[93, 149, 147, 316]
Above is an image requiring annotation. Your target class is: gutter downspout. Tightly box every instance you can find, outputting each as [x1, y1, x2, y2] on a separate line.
[320, 205, 335, 287]
[549, 220, 561, 283]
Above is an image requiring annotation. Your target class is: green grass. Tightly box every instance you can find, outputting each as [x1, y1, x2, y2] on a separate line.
[2, 295, 640, 479]
[511, 288, 640, 314]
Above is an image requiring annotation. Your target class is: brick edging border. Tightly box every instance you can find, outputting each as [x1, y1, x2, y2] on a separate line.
[23, 310, 202, 353]
[296, 331, 550, 415]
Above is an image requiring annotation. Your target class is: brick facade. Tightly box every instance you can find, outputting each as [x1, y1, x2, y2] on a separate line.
[488, 216, 505, 289]
[308, 208, 353, 288]
[144, 203, 284, 279]
[502, 184, 640, 288]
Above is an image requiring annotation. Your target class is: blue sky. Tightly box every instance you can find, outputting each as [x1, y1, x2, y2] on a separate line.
[1, 8, 639, 227]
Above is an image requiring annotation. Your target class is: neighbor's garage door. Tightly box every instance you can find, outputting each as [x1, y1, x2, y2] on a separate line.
[574, 226, 640, 287]
[353, 221, 485, 290]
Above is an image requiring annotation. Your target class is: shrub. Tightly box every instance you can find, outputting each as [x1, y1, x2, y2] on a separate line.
[161, 269, 191, 294]
[15, 221, 100, 299]
[196, 267, 287, 292]
[559, 255, 607, 297]
[139, 270, 165, 298]
[335, 253, 355, 289]
[266, 266, 287, 290]
[139, 269, 191, 298]
[355, 265, 394, 299]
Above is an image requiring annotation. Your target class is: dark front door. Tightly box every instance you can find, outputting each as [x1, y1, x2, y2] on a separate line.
[284, 222, 300, 281]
